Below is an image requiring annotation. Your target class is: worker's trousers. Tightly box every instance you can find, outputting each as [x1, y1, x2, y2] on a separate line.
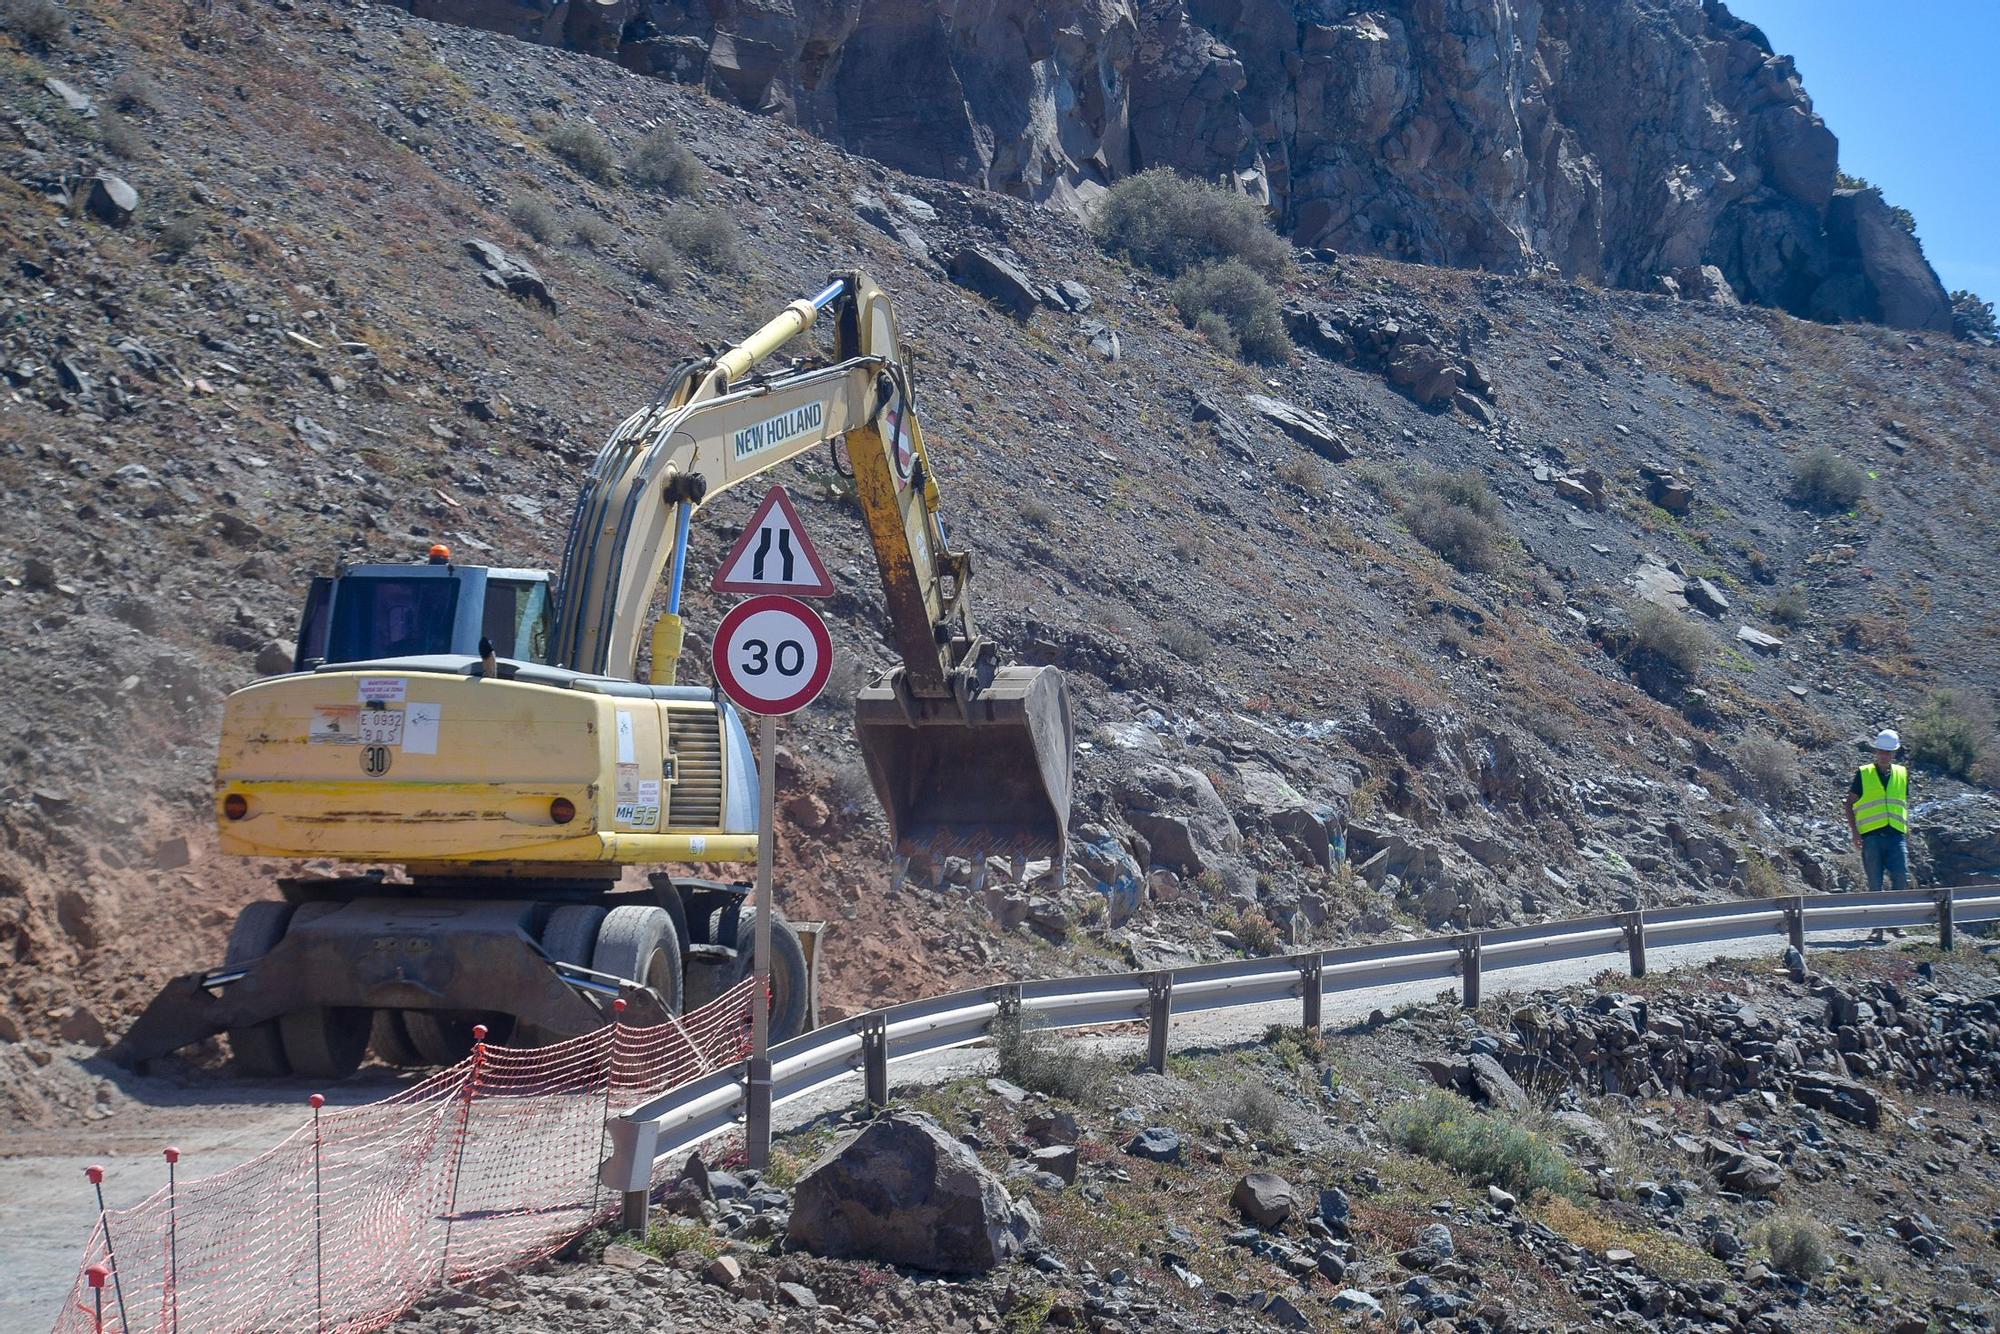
[1860, 828, 1909, 894]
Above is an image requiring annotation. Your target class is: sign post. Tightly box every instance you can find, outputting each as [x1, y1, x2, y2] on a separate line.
[710, 578, 834, 1168]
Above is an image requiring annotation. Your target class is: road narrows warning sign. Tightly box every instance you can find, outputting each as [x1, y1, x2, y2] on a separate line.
[711, 595, 834, 716]
[711, 485, 835, 596]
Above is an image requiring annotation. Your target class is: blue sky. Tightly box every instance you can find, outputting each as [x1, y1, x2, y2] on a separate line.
[1737, 1, 1999, 298]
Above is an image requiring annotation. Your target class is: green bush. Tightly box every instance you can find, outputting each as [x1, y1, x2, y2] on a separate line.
[1952, 289, 1998, 342]
[624, 125, 703, 196]
[508, 196, 560, 243]
[1405, 470, 1505, 573]
[1766, 583, 1808, 628]
[1905, 688, 1994, 780]
[1789, 448, 1865, 512]
[546, 123, 619, 184]
[1387, 1091, 1581, 1201]
[1218, 1083, 1283, 1137]
[1091, 168, 1291, 280]
[642, 1219, 721, 1261]
[571, 214, 614, 250]
[1193, 309, 1238, 358]
[993, 1014, 1117, 1104]
[1171, 260, 1288, 364]
[635, 236, 680, 290]
[1157, 621, 1213, 663]
[95, 111, 144, 160]
[111, 70, 160, 114]
[1630, 601, 1708, 675]
[1753, 1214, 1830, 1281]
[154, 211, 206, 256]
[660, 205, 742, 271]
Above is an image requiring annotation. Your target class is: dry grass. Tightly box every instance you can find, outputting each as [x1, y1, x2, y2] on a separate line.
[1537, 1196, 1723, 1284]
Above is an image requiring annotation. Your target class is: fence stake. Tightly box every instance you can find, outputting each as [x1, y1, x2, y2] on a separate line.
[84, 1166, 130, 1333]
[1784, 895, 1806, 954]
[86, 1262, 108, 1334]
[595, 1000, 628, 1227]
[861, 1012, 889, 1110]
[1458, 934, 1482, 1009]
[164, 1147, 181, 1334]
[1299, 955, 1323, 1034]
[1145, 972, 1173, 1074]
[308, 1094, 326, 1332]
[1938, 888, 1955, 951]
[1621, 911, 1647, 978]
[440, 1025, 488, 1285]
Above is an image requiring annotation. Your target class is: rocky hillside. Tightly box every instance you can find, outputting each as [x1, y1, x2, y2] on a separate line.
[397, 0, 1955, 330]
[398, 945, 2000, 1333]
[1, 0, 1998, 1061]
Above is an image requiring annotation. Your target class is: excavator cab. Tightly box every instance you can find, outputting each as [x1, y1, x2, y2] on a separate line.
[292, 557, 554, 671]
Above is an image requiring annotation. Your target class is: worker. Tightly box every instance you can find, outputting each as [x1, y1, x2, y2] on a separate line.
[1844, 729, 1910, 893]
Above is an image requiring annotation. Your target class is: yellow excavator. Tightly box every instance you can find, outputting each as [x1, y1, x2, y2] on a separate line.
[111, 273, 1074, 1078]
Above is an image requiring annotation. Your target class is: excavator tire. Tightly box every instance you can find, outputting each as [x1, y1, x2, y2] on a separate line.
[402, 1012, 497, 1066]
[369, 1010, 425, 1068]
[516, 904, 606, 1046]
[728, 910, 808, 1044]
[593, 906, 684, 1017]
[224, 900, 295, 1077]
[277, 903, 373, 1081]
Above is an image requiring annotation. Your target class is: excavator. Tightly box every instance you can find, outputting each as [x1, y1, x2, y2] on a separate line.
[110, 272, 1074, 1078]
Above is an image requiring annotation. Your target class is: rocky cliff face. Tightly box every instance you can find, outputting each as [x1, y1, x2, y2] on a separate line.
[393, 0, 1952, 331]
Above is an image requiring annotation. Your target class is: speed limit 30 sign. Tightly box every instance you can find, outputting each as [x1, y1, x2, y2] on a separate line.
[711, 594, 834, 716]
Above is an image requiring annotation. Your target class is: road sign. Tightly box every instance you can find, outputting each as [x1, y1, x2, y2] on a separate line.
[711, 594, 834, 716]
[711, 486, 835, 597]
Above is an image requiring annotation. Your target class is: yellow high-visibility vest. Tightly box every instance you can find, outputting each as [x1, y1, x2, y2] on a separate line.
[1854, 764, 1909, 834]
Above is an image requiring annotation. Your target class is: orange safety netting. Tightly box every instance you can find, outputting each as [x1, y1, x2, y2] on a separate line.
[52, 980, 757, 1334]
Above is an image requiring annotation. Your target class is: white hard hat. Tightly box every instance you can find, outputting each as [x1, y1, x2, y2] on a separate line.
[1872, 729, 1901, 752]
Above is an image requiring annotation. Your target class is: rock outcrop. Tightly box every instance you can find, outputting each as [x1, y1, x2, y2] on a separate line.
[394, 0, 1951, 330]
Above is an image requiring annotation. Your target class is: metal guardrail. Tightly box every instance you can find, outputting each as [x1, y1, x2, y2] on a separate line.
[600, 884, 2000, 1224]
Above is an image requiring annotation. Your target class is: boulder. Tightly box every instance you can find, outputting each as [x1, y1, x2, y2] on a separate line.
[86, 174, 139, 227]
[463, 239, 554, 309]
[1385, 344, 1463, 407]
[1646, 473, 1695, 515]
[1123, 1126, 1182, 1164]
[1030, 1144, 1078, 1184]
[1232, 763, 1333, 869]
[1735, 625, 1783, 656]
[786, 1111, 1037, 1274]
[1244, 394, 1352, 462]
[1684, 578, 1729, 618]
[1023, 1109, 1079, 1147]
[255, 640, 296, 676]
[948, 248, 1039, 320]
[1789, 1072, 1880, 1129]
[1920, 794, 2000, 882]
[1119, 764, 1242, 875]
[1231, 1172, 1295, 1228]
[1813, 189, 1953, 332]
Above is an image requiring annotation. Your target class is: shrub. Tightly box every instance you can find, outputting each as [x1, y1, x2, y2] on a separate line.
[1789, 448, 1865, 512]
[1091, 168, 1291, 280]
[992, 1014, 1116, 1104]
[95, 111, 144, 159]
[1019, 496, 1053, 530]
[111, 70, 160, 114]
[660, 204, 741, 271]
[1193, 309, 1238, 358]
[507, 196, 560, 243]
[1766, 583, 1808, 628]
[1170, 260, 1288, 363]
[1952, 289, 1997, 342]
[1278, 456, 1327, 496]
[635, 236, 680, 290]
[1408, 502, 1501, 574]
[154, 211, 206, 256]
[3, 0, 67, 43]
[1157, 621, 1212, 663]
[1905, 688, 1994, 780]
[1630, 601, 1708, 674]
[1234, 906, 1280, 954]
[1733, 731, 1800, 805]
[1387, 1091, 1581, 1200]
[545, 122, 618, 184]
[1218, 1083, 1283, 1138]
[624, 124, 703, 196]
[570, 214, 614, 249]
[1753, 1214, 1830, 1281]
[642, 1219, 721, 1261]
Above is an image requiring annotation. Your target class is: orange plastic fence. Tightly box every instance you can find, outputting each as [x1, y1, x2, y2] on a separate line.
[52, 981, 757, 1334]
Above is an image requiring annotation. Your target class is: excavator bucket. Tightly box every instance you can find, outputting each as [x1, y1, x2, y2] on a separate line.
[854, 665, 1074, 871]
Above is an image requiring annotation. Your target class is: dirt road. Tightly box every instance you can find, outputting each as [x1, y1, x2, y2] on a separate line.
[2, 926, 1881, 1330]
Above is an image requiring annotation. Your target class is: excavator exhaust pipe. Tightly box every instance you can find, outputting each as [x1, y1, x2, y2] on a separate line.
[854, 664, 1073, 873]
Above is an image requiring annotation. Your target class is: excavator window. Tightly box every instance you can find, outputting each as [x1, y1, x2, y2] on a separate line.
[326, 576, 460, 662]
[482, 578, 551, 662]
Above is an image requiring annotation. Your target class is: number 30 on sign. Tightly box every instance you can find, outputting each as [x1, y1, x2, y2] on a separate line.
[711, 594, 835, 717]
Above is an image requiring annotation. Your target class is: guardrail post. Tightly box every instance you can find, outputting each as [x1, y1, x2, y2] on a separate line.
[1145, 972, 1173, 1074]
[861, 1013, 889, 1111]
[1620, 911, 1646, 978]
[1298, 955, 1323, 1034]
[1783, 895, 1805, 954]
[1937, 888, 1955, 952]
[1457, 934, 1482, 1009]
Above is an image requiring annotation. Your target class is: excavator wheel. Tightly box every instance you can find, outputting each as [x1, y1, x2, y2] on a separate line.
[369, 1010, 425, 1068]
[727, 910, 808, 1044]
[402, 1011, 508, 1066]
[276, 903, 373, 1081]
[515, 904, 606, 1047]
[593, 906, 684, 1017]
[224, 900, 295, 1078]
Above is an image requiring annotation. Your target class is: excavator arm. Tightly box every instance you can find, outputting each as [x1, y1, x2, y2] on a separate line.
[550, 272, 1072, 867]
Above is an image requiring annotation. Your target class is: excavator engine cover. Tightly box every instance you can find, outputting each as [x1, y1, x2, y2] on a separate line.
[854, 664, 1073, 869]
